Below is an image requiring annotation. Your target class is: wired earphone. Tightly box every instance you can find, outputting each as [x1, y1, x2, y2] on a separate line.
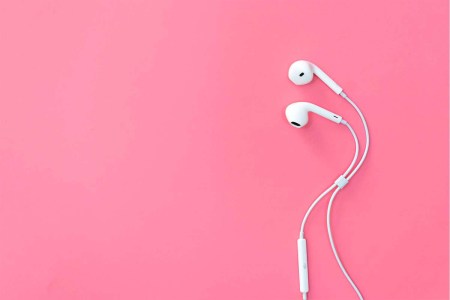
[285, 60, 370, 300]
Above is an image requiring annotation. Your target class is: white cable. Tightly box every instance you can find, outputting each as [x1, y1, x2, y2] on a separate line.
[299, 121, 359, 238]
[327, 188, 363, 300]
[299, 183, 335, 238]
[340, 92, 370, 179]
[323, 92, 369, 299]
[298, 121, 359, 300]
[341, 121, 359, 178]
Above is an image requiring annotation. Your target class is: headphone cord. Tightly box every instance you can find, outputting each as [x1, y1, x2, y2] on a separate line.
[339, 92, 370, 180]
[299, 120, 361, 300]
[299, 120, 359, 238]
[298, 92, 369, 300]
[324, 92, 369, 300]
[327, 187, 363, 299]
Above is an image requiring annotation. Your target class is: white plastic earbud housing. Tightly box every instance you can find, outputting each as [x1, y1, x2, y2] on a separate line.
[288, 60, 343, 95]
[285, 102, 343, 128]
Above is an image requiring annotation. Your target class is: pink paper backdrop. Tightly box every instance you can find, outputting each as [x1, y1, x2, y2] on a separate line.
[0, 1, 447, 299]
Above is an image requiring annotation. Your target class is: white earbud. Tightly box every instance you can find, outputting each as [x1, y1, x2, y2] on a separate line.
[288, 60, 343, 95]
[285, 102, 343, 128]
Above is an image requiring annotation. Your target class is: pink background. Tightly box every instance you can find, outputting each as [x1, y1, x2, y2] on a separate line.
[0, 1, 448, 299]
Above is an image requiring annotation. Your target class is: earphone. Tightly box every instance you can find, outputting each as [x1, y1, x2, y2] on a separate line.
[285, 102, 342, 127]
[285, 101, 359, 300]
[285, 60, 370, 300]
[285, 101, 357, 300]
[288, 60, 343, 94]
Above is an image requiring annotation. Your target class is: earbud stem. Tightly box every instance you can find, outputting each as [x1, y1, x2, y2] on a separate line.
[306, 103, 343, 124]
[312, 65, 343, 95]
